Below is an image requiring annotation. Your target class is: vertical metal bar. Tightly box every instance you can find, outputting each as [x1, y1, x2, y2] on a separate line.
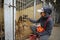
[12, 0, 14, 40]
[12, 0, 16, 40]
[21, 0, 23, 15]
[34, 0, 36, 19]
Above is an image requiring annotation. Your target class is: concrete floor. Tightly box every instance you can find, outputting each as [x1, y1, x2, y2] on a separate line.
[26, 27, 60, 40]
[49, 27, 60, 40]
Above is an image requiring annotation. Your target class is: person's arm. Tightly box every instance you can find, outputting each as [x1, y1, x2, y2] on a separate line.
[28, 18, 41, 23]
[40, 19, 54, 36]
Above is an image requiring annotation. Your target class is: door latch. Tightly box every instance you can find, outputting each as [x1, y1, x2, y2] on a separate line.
[4, 3, 16, 8]
[9, 4, 16, 8]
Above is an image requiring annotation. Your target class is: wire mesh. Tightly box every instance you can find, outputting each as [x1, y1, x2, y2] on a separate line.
[15, 0, 42, 40]
[16, 0, 34, 40]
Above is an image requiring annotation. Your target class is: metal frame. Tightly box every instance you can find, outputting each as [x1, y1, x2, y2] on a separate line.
[34, 0, 36, 19]
[4, 0, 37, 40]
[4, 0, 16, 40]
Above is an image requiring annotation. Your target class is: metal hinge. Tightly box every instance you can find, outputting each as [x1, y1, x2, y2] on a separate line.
[4, 3, 16, 8]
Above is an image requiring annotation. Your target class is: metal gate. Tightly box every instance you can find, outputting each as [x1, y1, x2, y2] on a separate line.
[0, 0, 5, 40]
[2, 0, 57, 40]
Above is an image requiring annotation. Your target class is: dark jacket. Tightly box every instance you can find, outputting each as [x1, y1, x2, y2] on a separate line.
[29, 15, 54, 36]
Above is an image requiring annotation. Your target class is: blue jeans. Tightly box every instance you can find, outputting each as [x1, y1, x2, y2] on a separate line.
[38, 35, 50, 40]
[30, 25, 37, 34]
